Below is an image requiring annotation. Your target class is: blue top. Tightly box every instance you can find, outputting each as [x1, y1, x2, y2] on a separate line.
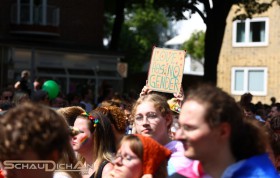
[222, 153, 280, 178]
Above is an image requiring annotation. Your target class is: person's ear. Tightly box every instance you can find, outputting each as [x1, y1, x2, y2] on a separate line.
[219, 122, 231, 139]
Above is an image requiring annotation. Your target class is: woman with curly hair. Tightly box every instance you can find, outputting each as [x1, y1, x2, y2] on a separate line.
[94, 105, 127, 147]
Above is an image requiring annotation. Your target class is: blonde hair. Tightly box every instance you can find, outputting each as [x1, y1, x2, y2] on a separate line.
[76, 111, 116, 177]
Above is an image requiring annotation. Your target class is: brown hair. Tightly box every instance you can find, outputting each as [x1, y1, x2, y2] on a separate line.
[57, 106, 85, 126]
[270, 115, 280, 131]
[94, 106, 127, 133]
[120, 135, 169, 178]
[131, 93, 173, 129]
[271, 134, 280, 171]
[76, 111, 116, 173]
[100, 99, 122, 108]
[0, 102, 69, 160]
[55, 110, 82, 178]
[185, 84, 267, 161]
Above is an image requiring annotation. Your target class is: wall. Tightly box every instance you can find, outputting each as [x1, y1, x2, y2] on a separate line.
[218, 4, 280, 104]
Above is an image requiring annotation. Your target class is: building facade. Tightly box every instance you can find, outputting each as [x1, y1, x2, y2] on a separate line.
[218, 3, 280, 104]
[0, 0, 123, 103]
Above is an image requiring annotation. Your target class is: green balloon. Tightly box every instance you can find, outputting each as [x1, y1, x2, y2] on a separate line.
[42, 80, 60, 99]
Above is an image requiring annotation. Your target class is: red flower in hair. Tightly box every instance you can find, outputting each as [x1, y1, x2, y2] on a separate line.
[89, 115, 94, 120]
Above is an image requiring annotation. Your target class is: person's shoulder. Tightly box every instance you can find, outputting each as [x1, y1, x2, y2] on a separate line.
[103, 162, 113, 172]
[53, 171, 72, 178]
[101, 162, 114, 178]
[165, 140, 184, 152]
[223, 153, 280, 178]
[168, 172, 189, 178]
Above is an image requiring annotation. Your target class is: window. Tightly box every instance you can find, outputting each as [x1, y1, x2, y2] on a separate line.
[231, 67, 267, 96]
[11, 0, 59, 26]
[232, 17, 269, 47]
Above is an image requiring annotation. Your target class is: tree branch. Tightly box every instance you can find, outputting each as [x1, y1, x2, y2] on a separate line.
[203, 0, 211, 16]
[186, 3, 207, 24]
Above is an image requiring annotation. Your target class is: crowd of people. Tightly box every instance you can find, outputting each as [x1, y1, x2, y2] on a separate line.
[1, 71, 280, 178]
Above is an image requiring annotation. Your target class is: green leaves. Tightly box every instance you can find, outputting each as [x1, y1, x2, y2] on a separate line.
[181, 30, 205, 62]
[118, 0, 169, 72]
[234, 0, 274, 20]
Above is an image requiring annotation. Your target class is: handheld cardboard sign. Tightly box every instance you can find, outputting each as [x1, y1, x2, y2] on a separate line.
[147, 47, 186, 94]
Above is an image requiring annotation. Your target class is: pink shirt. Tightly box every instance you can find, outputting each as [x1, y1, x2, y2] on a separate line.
[165, 140, 193, 175]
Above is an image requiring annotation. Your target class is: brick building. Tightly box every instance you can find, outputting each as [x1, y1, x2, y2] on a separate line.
[0, 0, 123, 103]
[218, 3, 280, 104]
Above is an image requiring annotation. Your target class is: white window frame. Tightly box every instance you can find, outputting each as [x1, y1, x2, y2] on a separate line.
[231, 67, 267, 96]
[232, 17, 269, 47]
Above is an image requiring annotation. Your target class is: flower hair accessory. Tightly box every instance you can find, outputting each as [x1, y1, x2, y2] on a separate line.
[82, 112, 99, 128]
[167, 98, 181, 114]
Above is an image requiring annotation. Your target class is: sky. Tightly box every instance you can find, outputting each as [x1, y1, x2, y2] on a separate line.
[164, 10, 207, 75]
[165, 8, 207, 45]
[177, 13, 206, 36]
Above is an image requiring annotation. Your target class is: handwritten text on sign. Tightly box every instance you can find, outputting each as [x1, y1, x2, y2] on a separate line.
[148, 47, 186, 93]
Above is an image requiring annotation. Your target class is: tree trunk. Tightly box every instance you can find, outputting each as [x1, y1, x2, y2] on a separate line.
[109, 0, 126, 50]
[203, 2, 233, 85]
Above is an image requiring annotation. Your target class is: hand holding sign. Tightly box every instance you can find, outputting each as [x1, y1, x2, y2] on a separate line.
[173, 85, 184, 107]
[139, 80, 153, 97]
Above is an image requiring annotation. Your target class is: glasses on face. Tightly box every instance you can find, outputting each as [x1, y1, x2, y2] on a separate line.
[113, 153, 138, 165]
[134, 112, 159, 124]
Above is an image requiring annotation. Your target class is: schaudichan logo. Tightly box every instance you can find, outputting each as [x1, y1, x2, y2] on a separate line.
[3, 160, 93, 174]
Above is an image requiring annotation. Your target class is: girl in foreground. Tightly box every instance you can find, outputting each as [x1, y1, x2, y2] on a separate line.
[109, 134, 171, 178]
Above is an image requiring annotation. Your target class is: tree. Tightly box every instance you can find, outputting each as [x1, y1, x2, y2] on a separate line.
[121, 3, 168, 72]
[107, 0, 280, 85]
[106, 0, 126, 50]
[181, 30, 205, 64]
[105, 0, 169, 72]
[153, 0, 280, 85]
